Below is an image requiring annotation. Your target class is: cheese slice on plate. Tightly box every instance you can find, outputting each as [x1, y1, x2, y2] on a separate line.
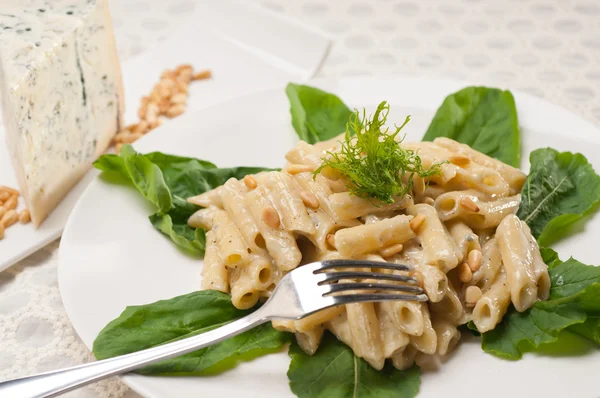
[0, 0, 124, 226]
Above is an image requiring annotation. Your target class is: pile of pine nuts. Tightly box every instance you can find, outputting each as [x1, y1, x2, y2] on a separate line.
[112, 65, 212, 153]
[0, 186, 30, 239]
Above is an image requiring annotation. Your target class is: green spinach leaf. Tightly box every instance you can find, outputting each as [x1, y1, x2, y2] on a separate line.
[516, 148, 600, 246]
[286, 83, 352, 144]
[288, 332, 420, 398]
[94, 145, 274, 255]
[93, 290, 291, 375]
[423, 86, 520, 167]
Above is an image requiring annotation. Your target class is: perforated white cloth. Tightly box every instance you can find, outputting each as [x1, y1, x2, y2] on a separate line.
[1, 0, 599, 397]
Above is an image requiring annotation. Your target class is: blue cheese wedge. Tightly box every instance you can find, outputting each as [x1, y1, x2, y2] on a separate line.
[0, 0, 124, 226]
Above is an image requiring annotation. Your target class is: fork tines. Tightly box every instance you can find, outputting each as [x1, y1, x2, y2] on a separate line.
[315, 259, 428, 303]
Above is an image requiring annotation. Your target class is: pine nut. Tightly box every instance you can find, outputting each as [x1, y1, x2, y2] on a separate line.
[243, 175, 257, 190]
[409, 214, 426, 232]
[179, 68, 193, 84]
[166, 104, 186, 118]
[261, 206, 280, 229]
[467, 249, 483, 272]
[133, 121, 150, 135]
[0, 223, 4, 239]
[300, 191, 319, 209]
[170, 93, 188, 105]
[285, 164, 313, 175]
[18, 209, 30, 224]
[138, 96, 149, 119]
[423, 197, 435, 206]
[0, 186, 19, 196]
[326, 233, 336, 249]
[145, 102, 159, 124]
[458, 262, 473, 283]
[465, 285, 482, 305]
[193, 69, 212, 80]
[380, 243, 404, 258]
[175, 64, 193, 75]
[4, 195, 18, 210]
[176, 79, 188, 94]
[449, 155, 470, 166]
[0, 206, 6, 219]
[0, 191, 9, 201]
[1, 209, 18, 228]
[459, 197, 479, 212]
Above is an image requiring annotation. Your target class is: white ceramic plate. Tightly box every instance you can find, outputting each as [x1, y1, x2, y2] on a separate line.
[59, 78, 600, 398]
[0, 0, 329, 272]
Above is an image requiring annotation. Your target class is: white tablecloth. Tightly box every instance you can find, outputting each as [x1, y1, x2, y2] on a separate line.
[1, 0, 599, 397]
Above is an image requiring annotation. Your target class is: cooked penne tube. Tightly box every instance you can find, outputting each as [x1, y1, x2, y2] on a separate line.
[271, 319, 296, 333]
[410, 304, 437, 355]
[496, 215, 538, 312]
[451, 163, 510, 198]
[391, 245, 448, 303]
[229, 267, 260, 310]
[295, 327, 324, 355]
[446, 220, 481, 263]
[245, 186, 302, 271]
[376, 303, 410, 358]
[433, 137, 527, 194]
[380, 300, 425, 337]
[221, 178, 266, 253]
[187, 186, 224, 208]
[468, 237, 503, 292]
[295, 306, 345, 333]
[522, 223, 551, 301]
[334, 215, 415, 257]
[212, 209, 250, 268]
[347, 301, 385, 370]
[330, 192, 413, 220]
[435, 191, 521, 229]
[258, 172, 316, 236]
[406, 204, 460, 272]
[391, 345, 417, 370]
[187, 206, 219, 229]
[284, 140, 324, 171]
[201, 230, 229, 293]
[432, 316, 461, 356]
[472, 270, 511, 332]
[430, 283, 465, 325]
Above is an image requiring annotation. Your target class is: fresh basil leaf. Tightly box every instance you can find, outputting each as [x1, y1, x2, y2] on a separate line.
[93, 290, 291, 375]
[517, 148, 600, 246]
[423, 86, 520, 167]
[288, 332, 420, 398]
[480, 254, 600, 359]
[286, 83, 352, 144]
[94, 145, 274, 255]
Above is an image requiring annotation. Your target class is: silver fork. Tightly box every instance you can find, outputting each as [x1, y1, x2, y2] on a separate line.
[0, 259, 427, 398]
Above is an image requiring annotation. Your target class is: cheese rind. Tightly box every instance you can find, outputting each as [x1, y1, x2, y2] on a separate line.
[0, 0, 124, 226]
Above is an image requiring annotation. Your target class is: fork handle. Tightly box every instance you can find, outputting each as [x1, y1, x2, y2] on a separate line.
[0, 307, 270, 398]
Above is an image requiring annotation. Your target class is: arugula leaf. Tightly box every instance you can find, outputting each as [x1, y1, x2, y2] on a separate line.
[480, 253, 600, 359]
[517, 148, 600, 246]
[288, 332, 420, 398]
[423, 86, 520, 167]
[94, 145, 274, 255]
[93, 290, 291, 375]
[286, 83, 352, 144]
[569, 317, 600, 345]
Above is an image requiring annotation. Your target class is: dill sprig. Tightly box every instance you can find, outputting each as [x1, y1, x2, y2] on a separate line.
[314, 101, 444, 204]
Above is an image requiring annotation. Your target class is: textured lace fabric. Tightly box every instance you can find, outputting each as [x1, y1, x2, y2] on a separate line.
[1, 0, 599, 397]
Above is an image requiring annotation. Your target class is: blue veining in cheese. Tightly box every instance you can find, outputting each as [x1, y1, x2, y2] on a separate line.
[0, 0, 124, 226]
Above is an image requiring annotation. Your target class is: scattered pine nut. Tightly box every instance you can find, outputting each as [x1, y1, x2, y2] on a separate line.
[0, 191, 10, 201]
[409, 214, 426, 232]
[243, 175, 258, 190]
[0, 206, 6, 219]
[4, 195, 18, 210]
[300, 191, 319, 209]
[0, 223, 4, 239]
[458, 262, 473, 283]
[0, 186, 20, 196]
[465, 285, 482, 305]
[380, 243, 404, 258]
[326, 233, 336, 249]
[1, 209, 18, 228]
[459, 197, 479, 212]
[18, 209, 30, 224]
[170, 93, 188, 105]
[261, 206, 280, 229]
[193, 69, 212, 80]
[166, 104, 186, 118]
[284, 164, 313, 175]
[449, 155, 470, 166]
[467, 249, 483, 272]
